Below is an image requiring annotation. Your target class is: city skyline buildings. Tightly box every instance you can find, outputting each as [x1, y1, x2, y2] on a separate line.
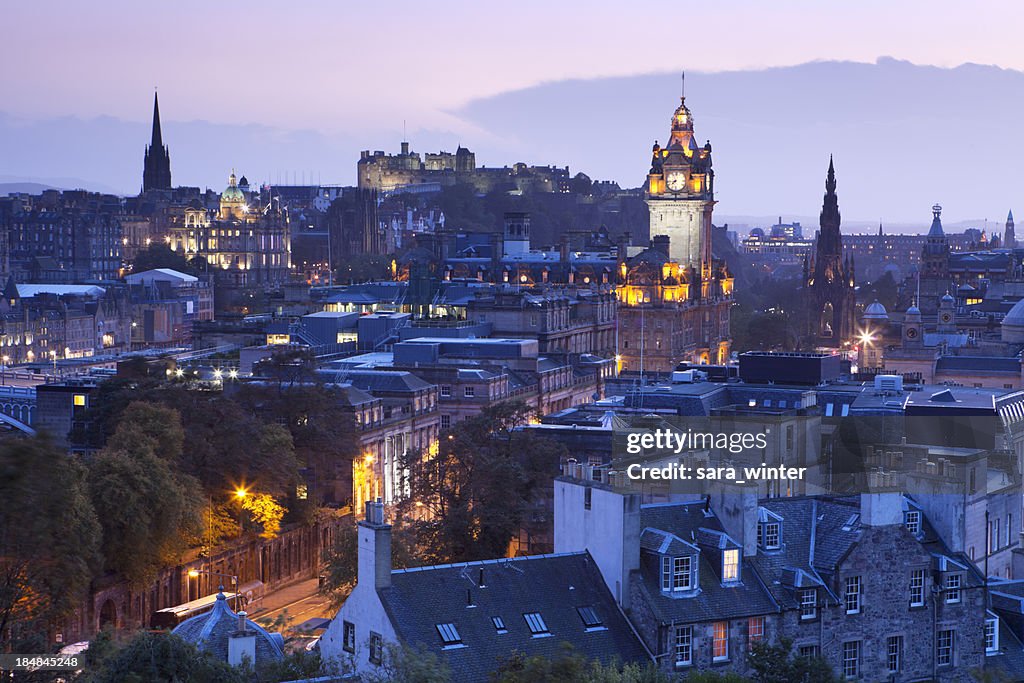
[5, 3, 1024, 224]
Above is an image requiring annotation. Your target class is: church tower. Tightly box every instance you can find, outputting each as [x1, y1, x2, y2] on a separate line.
[1006, 210, 1016, 250]
[142, 92, 172, 193]
[644, 80, 715, 278]
[807, 157, 856, 343]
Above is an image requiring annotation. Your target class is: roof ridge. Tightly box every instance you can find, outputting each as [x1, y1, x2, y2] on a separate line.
[390, 551, 587, 575]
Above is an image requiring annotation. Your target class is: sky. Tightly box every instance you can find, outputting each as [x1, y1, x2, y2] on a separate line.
[3, 1, 1024, 224]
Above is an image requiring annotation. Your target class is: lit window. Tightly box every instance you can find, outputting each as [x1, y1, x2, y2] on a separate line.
[747, 616, 764, 649]
[436, 623, 463, 648]
[986, 616, 999, 654]
[712, 621, 728, 661]
[905, 510, 921, 534]
[945, 574, 961, 604]
[910, 569, 925, 607]
[577, 606, 603, 630]
[842, 640, 860, 677]
[524, 612, 549, 636]
[887, 635, 902, 673]
[723, 549, 739, 582]
[800, 588, 817, 620]
[937, 629, 954, 667]
[844, 576, 861, 614]
[73, 394, 86, 407]
[675, 625, 692, 666]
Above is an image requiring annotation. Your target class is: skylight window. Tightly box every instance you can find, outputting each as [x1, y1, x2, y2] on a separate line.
[491, 616, 507, 634]
[577, 606, 604, 630]
[436, 623, 462, 647]
[524, 612, 550, 636]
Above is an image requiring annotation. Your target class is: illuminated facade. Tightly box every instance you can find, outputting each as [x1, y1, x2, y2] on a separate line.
[167, 172, 291, 287]
[615, 235, 732, 371]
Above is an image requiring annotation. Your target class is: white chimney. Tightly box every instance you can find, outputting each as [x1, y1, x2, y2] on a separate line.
[358, 499, 392, 590]
[227, 611, 256, 667]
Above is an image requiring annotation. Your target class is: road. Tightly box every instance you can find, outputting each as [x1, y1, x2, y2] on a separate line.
[247, 577, 335, 631]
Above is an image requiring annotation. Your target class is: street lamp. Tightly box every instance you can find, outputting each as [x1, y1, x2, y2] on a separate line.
[235, 487, 248, 536]
[1, 355, 8, 386]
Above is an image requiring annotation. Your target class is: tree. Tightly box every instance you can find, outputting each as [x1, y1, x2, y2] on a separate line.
[87, 407, 203, 584]
[362, 642, 450, 683]
[492, 645, 670, 682]
[130, 243, 194, 275]
[399, 400, 566, 564]
[84, 631, 247, 683]
[105, 401, 184, 465]
[320, 516, 422, 608]
[242, 493, 287, 539]
[747, 639, 839, 683]
[0, 437, 101, 651]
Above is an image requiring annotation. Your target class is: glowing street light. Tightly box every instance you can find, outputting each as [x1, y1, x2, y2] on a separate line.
[234, 487, 248, 500]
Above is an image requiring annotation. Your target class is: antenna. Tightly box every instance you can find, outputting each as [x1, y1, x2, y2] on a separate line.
[681, 71, 685, 99]
[403, 119, 407, 142]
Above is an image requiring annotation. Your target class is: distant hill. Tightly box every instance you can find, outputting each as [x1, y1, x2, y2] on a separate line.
[0, 182, 59, 196]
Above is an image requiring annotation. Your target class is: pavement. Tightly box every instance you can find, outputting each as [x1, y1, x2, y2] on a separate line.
[246, 577, 335, 632]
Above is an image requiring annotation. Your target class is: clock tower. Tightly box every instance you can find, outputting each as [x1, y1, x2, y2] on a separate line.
[645, 90, 715, 279]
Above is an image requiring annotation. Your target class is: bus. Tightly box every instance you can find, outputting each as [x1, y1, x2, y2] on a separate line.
[150, 591, 242, 629]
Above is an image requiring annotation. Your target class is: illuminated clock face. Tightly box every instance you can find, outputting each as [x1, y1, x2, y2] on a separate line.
[666, 171, 687, 192]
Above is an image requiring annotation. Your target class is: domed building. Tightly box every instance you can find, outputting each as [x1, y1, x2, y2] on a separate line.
[172, 591, 284, 667]
[858, 300, 889, 369]
[218, 171, 248, 221]
[1001, 298, 1024, 344]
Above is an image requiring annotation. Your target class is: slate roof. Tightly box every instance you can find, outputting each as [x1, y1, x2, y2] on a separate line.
[172, 592, 284, 664]
[327, 369, 433, 394]
[377, 552, 649, 683]
[634, 501, 778, 624]
[936, 355, 1021, 374]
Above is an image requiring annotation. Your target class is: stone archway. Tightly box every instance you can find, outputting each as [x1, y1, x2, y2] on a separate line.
[98, 599, 118, 629]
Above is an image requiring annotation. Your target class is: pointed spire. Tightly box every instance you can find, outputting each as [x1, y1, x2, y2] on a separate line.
[825, 155, 836, 194]
[151, 90, 163, 150]
[1009, 209, 1015, 224]
[681, 71, 685, 101]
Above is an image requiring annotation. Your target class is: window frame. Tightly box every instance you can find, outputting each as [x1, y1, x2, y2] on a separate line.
[945, 573, 962, 604]
[723, 548, 740, 582]
[909, 568, 926, 607]
[844, 576, 861, 615]
[747, 616, 765, 650]
[905, 510, 921, 534]
[674, 625, 692, 667]
[887, 635, 902, 674]
[342, 620, 355, 654]
[986, 616, 999, 654]
[712, 621, 729, 662]
[368, 632, 383, 665]
[842, 640, 860, 678]
[799, 588, 817, 620]
[937, 629, 954, 667]
[523, 612, 550, 637]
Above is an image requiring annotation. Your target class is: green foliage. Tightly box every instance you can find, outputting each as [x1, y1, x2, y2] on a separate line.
[362, 642, 451, 683]
[320, 516, 421, 608]
[747, 638, 839, 683]
[88, 438, 203, 584]
[685, 673, 749, 683]
[242, 492, 287, 539]
[0, 437, 101, 650]
[105, 401, 185, 465]
[399, 400, 565, 564]
[492, 644, 670, 682]
[83, 630, 247, 683]
[253, 648, 350, 682]
[129, 243, 195, 275]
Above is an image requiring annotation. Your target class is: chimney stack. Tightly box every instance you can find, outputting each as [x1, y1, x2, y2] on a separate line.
[358, 499, 392, 590]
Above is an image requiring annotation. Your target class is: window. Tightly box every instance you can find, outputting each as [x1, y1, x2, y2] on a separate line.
[758, 522, 781, 549]
[887, 635, 902, 674]
[440, 385, 451, 397]
[844, 576, 861, 614]
[798, 644, 820, 660]
[661, 556, 692, 592]
[909, 569, 925, 607]
[440, 414, 451, 429]
[524, 612, 550, 636]
[825, 403, 834, 417]
[945, 574, 962, 604]
[464, 386, 475, 398]
[937, 629, 954, 667]
[842, 640, 860, 677]
[905, 510, 921, 534]
[747, 616, 764, 649]
[73, 393, 86, 407]
[723, 549, 740, 582]
[436, 623, 463, 647]
[800, 588, 817, 620]
[492, 616, 507, 634]
[342, 621, 355, 654]
[577, 606, 603, 630]
[369, 632, 383, 665]
[674, 625, 692, 666]
[841, 403, 850, 416]
[1008, 514, 1013, 547]
[712, 621, 728, 661]
[986, 616, 999, 654]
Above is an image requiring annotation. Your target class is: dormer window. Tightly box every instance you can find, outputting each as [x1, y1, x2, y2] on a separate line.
[986, 614, 1000, 654]
[905, 510, 922, 534]
[723, 549, 740, 582]
[661, 556, 694, 592]
[945, 574, 962, 604]
[758, 522, 781, 550]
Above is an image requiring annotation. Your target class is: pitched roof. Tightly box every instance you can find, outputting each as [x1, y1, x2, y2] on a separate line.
[377, 552, 648, 682]
[172, 592, 284, 664]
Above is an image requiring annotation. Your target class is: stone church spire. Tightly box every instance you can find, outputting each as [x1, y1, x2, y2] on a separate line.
[142, 91, 172, 193]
